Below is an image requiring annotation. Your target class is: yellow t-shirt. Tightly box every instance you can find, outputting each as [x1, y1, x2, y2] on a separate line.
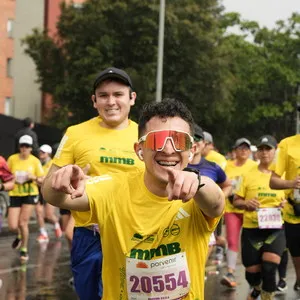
[8, 154, 44, 196]
[235, 166, 285, 228]
[225, 159, 257, 213]
[274, 135, 300, 224]
[205, 150, 227, 170]
[85, 170, 221, 300]
[53, 117, 144, 226]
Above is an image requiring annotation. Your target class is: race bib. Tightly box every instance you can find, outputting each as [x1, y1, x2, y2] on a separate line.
[294, 189, 300, 202]
[126, 252, 190, 300]
[257, 208, 282, 229]
[15, 171, 28, 185]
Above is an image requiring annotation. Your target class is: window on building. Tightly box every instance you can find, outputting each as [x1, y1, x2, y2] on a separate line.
[7, 19, 13, 38]
[7, 58, 13, 77]
[5, 97, 12, 115]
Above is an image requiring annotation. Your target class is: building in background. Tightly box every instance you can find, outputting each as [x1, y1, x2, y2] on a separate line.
[0, 0, 85, 124]
[0, 0, 16, 117]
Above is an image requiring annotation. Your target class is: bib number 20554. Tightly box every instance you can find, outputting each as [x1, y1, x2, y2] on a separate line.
[126, 253, 190, 300]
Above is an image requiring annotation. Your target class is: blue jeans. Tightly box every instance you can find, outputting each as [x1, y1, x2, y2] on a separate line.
[71, 227, 102, 299]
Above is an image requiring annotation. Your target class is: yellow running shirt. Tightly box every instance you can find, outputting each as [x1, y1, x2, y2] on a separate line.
[85, 170, 221, 300]
[53, 117, 144, 226]
[7, 154, 44, 196]
[235, 166, 284, 228]
[274, 134, 300, 224]
[225, 159, 257, 213]
[205, 150, 227, 170]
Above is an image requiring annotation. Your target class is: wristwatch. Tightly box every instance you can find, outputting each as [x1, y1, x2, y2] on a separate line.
[182, 167, 205, 191]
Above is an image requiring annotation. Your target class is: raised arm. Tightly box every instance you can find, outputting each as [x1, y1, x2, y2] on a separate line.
[166, 168, 225, 218]
[270, 172, 300, 190]
[42, 164, 90, 211]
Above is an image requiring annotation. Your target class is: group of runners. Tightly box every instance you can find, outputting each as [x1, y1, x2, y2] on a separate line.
[0, 66, 299, 300]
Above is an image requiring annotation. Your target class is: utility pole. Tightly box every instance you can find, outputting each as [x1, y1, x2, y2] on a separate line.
[155, 0, 165, 103]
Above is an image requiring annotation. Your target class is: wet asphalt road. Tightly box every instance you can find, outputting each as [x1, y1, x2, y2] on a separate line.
[0, 225, 299, 300]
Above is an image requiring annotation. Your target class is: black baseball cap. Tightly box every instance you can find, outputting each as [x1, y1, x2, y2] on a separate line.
[93, 67, 133, 93]
[257, 135, 277, 149]
[194, 124, 204, 140]
[233, 137, 251, 149]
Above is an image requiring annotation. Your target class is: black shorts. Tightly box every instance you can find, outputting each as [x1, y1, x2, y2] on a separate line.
[10, 195, 39, 207]
[285, 222, 300, 257]
[37, 187, 45, 205]
[60, 208, 71, 215]
[215, 216, 223, 236]
[241, 227, 286, 267]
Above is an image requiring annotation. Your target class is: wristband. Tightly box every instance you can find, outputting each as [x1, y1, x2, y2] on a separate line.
[182, 167, 205, 191]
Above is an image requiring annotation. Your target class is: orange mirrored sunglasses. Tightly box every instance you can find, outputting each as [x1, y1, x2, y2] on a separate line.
[138, 130, 194, 152]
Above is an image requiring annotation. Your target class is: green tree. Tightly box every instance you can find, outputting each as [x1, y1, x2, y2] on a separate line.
[219, 12, 300, 147]
[23, 0, 231, 132]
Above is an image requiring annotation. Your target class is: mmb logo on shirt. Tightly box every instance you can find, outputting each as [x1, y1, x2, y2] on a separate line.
[100, 156, 135, 165]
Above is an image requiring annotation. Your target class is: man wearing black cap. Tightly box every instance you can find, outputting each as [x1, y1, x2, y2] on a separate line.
[43, 67, 144, 299]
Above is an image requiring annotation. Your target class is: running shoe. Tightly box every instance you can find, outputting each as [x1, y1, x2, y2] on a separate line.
[275, 279, 287, 294]
[19, 250, 29, 262]
[11, 237, 21, 250]
[55, 227, 63, 238]
[294, 280, 300, 291]
[220, 272, 237, 288]
[247, 288, 261, 300]
[36, 234, 49, 243]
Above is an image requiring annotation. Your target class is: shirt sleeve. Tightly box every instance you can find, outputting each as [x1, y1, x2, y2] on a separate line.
[35, 160, 44, 177]
[0, 157, 14, 182]
[216, 165, 227, 184]
[274, 140, 287, 177]
[52, 128, 75, 166]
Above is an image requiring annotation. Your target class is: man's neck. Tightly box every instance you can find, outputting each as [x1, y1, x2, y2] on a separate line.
[190, 153, 202, 165]
[235, 158, 248, 166]
[99, 118, 130, 130]
[143, 172, 169, 198]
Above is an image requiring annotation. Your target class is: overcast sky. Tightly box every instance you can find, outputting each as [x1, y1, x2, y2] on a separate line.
[221, 0, 299, 28]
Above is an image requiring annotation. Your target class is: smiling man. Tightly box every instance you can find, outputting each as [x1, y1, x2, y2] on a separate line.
[43, 98, 225, 299]
[43, 67, 144, 299]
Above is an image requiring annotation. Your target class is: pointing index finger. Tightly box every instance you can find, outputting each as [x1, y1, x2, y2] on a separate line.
[166, 168, 177, 183]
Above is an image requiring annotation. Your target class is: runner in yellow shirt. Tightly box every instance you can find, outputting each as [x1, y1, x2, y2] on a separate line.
[45, 67, 144, 299]
[43, 98, 225, 300]
[7, 135, 44, 262]
[234, 135, 285, 300]
[270, 133, 300, 291]
[221, 137, 257, 288]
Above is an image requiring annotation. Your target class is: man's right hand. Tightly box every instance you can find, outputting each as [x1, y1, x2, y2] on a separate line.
[52, 164, 85, 199]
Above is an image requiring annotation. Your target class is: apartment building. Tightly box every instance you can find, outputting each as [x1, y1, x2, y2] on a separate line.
[0, 0, 16, 116]
[0, 0, 85, 124]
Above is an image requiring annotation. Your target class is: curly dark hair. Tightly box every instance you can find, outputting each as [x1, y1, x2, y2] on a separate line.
[138, 98, 194, 138]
